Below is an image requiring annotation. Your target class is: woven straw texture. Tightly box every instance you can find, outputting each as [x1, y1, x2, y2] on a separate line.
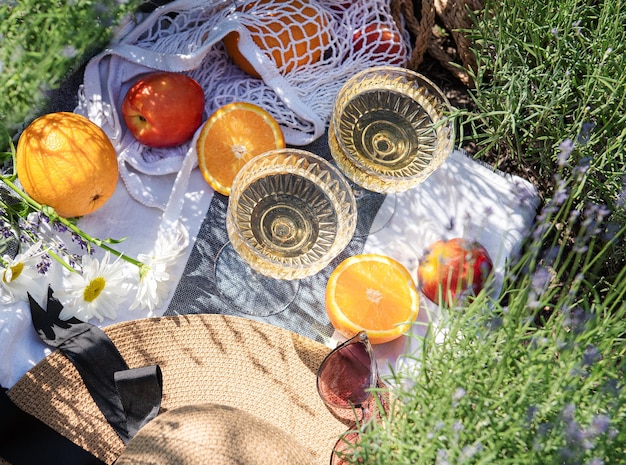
[117, 403, 315, 464]
[7, 314, 347, 465]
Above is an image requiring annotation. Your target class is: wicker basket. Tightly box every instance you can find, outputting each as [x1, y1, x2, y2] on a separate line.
[391, 0, 484, 86]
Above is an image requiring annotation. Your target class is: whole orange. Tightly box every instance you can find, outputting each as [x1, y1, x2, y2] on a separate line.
[16, 112, 119, 218]
[223, 0, 330, 78]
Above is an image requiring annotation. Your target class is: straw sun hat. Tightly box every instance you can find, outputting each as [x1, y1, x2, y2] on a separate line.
[2, 314, 348, 464]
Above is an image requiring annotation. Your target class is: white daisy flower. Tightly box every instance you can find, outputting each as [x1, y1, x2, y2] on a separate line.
[0, 241, 48, 304]
[130, 225, 187, 311]
[57, 253, 130, 323]
[131, 260, 171, 312]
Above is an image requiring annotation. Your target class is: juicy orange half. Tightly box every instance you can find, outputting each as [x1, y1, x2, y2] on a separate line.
[196, 102, 285, 196]
[325, 254, 420, 345]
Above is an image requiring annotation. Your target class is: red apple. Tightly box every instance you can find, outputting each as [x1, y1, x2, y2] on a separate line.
[121, 71, 205, 148]
[417, 238, 494, 306]
[352, 23, 405, 64]
[328, 1, 353, 11]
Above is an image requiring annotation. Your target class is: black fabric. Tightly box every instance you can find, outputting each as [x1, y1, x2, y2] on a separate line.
[29, 288, 162, 444]
[114, 366, 163, 439]
[0, 388, 106, 465]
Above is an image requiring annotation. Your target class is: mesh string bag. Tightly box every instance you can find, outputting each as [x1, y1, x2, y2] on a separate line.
[75, 0, 411, 209]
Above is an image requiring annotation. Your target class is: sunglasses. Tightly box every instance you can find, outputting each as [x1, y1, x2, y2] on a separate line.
[317, 331, 386, 465]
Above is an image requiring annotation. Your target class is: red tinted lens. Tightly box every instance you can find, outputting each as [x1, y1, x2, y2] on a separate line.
[318, 338, 373, 408]
[331, 432, 361, 465]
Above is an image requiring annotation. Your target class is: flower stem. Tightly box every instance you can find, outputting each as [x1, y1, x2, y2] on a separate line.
[47, 248, 78, 274]
[0, 174, 144, 269]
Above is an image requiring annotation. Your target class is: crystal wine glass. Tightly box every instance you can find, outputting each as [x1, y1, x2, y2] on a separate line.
[328, 66, 454, 233]
[215, 149, 357, 315]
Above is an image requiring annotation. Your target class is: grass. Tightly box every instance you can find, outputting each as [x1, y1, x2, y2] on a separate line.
[460, 0, 626, 279]
[349, 0, 626, 463]
[0, 0, 144, 144]
[2, 0, 626, 463]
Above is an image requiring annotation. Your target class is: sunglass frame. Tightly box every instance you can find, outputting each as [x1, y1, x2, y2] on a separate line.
[316, 331, 378, 410]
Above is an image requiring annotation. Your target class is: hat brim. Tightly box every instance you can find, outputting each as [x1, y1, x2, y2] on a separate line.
[116, 403, 317, 465]
[7, 314, 348, 464]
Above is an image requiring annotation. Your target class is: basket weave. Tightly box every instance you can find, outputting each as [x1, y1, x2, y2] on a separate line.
[392, 0, 484, 86]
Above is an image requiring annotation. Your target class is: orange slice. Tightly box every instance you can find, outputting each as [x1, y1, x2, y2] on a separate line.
[196, 102, 285, 196]
[325, 254, 420, 345]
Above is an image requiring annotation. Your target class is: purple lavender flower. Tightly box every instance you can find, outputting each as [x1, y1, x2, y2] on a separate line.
[589, 414, 610, 436]
[452, 387, 466, 406]
[525, 405, 539, 424]
[36, 253, 51, 275]
[558, 139, 574, 167]
[71, 232, 90, 251]
[582, 345, 601, 366]
[561, 306, 591, 334]
[553, 179, 569, 205]
[577, 122, 595, 145]
[51, 219, 68, 233]
[1, 223, 14, 240]
[574, 157, 592, 180]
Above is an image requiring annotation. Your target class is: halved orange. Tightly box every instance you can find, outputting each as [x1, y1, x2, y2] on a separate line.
[196, 102, 285, 196]
[325, 254, 420, 345]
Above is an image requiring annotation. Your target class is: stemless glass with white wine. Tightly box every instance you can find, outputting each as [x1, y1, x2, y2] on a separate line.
[220, 149, 357, 300]
[329, 66, 454, 194]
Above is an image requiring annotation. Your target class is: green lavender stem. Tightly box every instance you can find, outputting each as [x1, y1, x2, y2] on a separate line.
[0, 173, 144, 270]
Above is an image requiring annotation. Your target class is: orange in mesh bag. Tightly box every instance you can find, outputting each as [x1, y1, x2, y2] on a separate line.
[223, 0, 331, 78]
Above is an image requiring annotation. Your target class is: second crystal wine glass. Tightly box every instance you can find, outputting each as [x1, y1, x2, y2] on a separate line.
[329, 66, 454, 194]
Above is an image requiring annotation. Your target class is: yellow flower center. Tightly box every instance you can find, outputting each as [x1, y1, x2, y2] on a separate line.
[3, 262, 24, 283]
[84, 276, 106, 302]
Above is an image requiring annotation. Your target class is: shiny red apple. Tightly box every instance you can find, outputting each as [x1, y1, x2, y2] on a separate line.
[417, 238, 494, 306]
[121, 71, 205, 148]
[328, 1, 353, 11]
[352, 23, 405, 64]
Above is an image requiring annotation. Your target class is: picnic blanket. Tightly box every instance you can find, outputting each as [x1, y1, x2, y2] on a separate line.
[0, 139, 539, 388]
[0, 0, 540, 389]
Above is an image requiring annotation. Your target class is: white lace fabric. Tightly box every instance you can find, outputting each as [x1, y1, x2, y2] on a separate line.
[75, 0, 409, 209]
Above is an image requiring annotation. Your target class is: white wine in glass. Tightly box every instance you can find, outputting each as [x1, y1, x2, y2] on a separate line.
[329, 66, 454, 193]
[226, 149, 357, 281]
